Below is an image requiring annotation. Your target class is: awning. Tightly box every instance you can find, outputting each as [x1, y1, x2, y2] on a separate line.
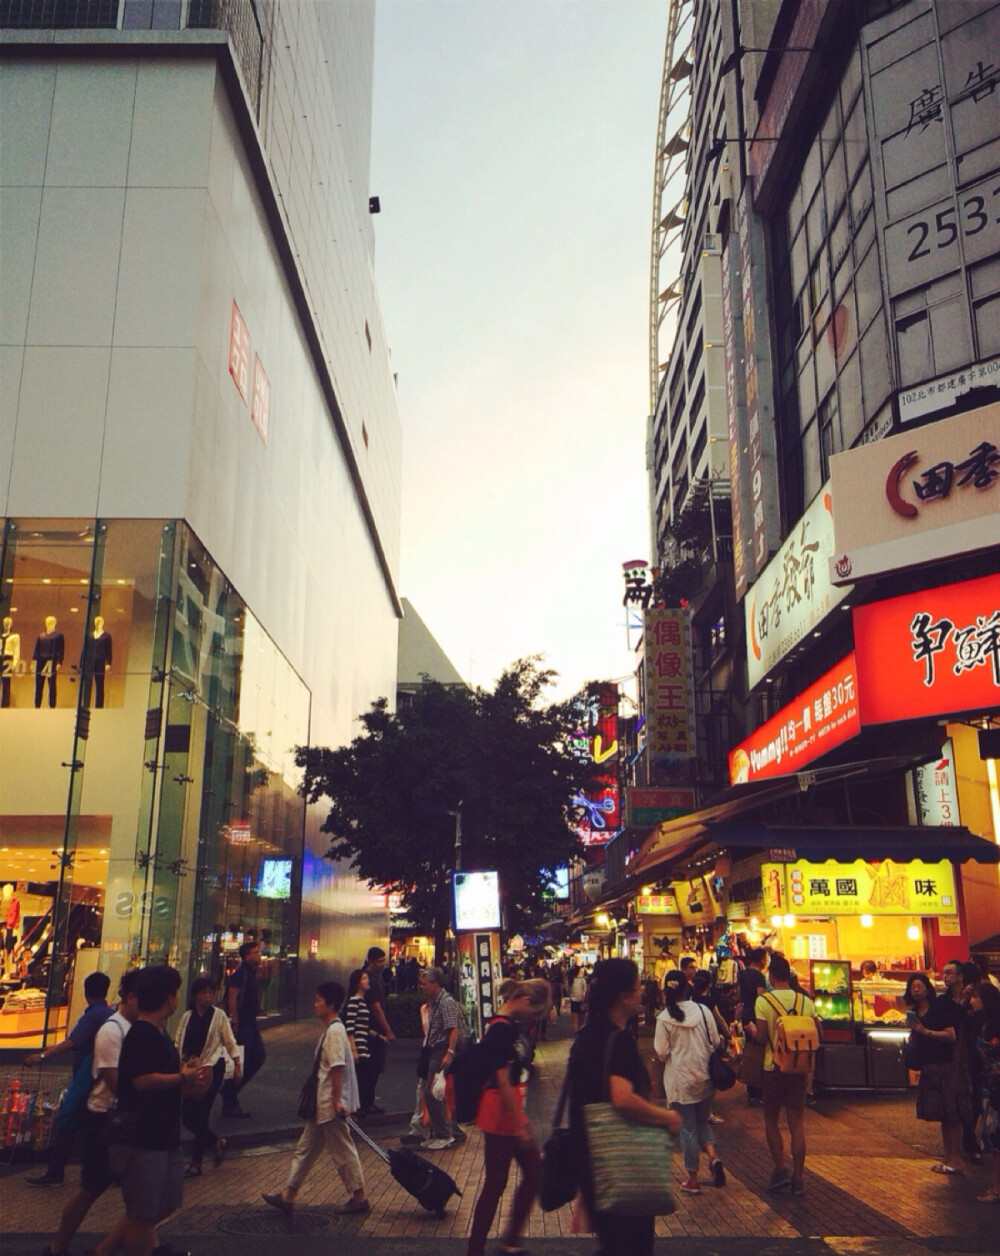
[706, 819, 1000, 865]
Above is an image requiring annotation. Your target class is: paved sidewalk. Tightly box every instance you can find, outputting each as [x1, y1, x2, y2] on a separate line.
[4, 1014, 1000, 1252]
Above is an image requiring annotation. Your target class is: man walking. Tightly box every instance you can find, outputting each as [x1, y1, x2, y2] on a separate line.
[739, 947, 768, 1107]
[41, 969, 140, 1256]
[361, 946, 395, 1115]
[26, 970, 115, 1185]
[755, 953, 817, 1195]
[414, 967, 464, 1150]
[220, 942, 265, 1118]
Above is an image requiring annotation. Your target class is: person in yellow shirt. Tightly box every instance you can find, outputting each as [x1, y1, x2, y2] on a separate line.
[754, 953, 818, 1196]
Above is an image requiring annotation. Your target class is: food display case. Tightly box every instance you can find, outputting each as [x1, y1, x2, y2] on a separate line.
[810, 959, 853, 1041]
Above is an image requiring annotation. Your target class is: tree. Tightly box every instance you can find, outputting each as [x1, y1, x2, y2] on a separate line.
[295, 658, 603, 959]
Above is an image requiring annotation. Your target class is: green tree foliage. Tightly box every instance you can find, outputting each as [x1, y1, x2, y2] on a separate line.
[295, 658, 604, 956]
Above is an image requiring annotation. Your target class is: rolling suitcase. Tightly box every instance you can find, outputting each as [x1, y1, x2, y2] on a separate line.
[347, 1117, 461, 1218]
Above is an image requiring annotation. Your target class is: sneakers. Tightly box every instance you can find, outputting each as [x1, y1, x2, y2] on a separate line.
[423, 1138, 455, 1150]
[679, 1179, 702, 1195]
[767, 1167, 793, 1192]
[334, 1198, 371, 1215]
[27, 1173, 64, 1187]
[223, 1104, 252, 1119]
[710, 1157, 726, 1188]
[261, 1191, 294, 1215]
[791, 1178, 805, 1196]
[707, 1113, 724, 1125]
[399, 1133, 425, 1145]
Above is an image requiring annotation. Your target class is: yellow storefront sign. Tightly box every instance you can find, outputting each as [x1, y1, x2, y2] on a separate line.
[760, 859, 956, 916]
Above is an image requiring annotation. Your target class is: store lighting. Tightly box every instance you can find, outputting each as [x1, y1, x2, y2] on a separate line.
[860, 914, 874, 927]
[783, 914, 796, 928]
[770, 915, 782, 928]
[750, 916, 758, 927]
[907, 925, 921, 941]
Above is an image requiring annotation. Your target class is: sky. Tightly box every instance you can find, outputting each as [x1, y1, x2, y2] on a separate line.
[370, 1, 668, 702]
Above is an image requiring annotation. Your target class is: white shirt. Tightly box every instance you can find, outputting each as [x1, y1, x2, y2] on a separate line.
[654, 1000, 719, 1106]
[315, 1019, 359, 1123]
[88, 1010, 130, 1113]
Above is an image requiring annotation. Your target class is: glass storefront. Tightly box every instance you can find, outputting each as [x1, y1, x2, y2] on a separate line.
[0, 518, 309, 1048]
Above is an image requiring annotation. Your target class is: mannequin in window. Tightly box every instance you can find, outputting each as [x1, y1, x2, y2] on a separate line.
[85, 615, 113, 708]
[2, 883, 20, 955]
[32, 616, 64, 708]
[1, 616, 19, 708]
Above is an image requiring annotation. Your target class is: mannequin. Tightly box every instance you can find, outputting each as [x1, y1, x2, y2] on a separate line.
[32, 615, 64, 708]
[1, 615, 19, 708]
[2, 883, 20, 955]
[85, 614, 113, 708]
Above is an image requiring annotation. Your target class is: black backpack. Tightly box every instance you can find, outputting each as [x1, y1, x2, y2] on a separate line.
[450, 1015, 512, 1124]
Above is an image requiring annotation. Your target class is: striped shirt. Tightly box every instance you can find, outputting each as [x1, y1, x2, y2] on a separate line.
[343, 995, 371, 1059]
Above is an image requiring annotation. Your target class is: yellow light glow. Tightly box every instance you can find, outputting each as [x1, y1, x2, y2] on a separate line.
[750, 917, 759, 927]
[860, 914, 874, 927]
[783, 914, 796, 928]
[596, 913, 610, 928]
[770, 915, 783, 928]
[907, 925, 920, 941]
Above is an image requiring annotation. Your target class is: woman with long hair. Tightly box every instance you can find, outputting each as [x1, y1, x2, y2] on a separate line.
[465, 978, 550, 1256]
[569, 964, 588, 1034]
[174, 976, 242, 1175]
[971, 982, 1000, 1202]
[566, 958, 682, 1256]
[654, 969, 725, 1195]
[904, 971, 965, 1174]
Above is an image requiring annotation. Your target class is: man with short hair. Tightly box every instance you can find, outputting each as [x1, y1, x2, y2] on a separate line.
[111, 965, 210, 1256]
[360, 946, 395, 1115]
[739, 947, 768, 1107]
[41, 969, 141, 1256]
[220, 942, 265, 1118]
[755, 953, 818, 1196]
[417, 967, 465, 1150]
[26, 970, 115, 1186]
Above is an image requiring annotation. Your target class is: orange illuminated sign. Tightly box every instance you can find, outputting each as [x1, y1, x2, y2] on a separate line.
[853, 572, 1000, 725]
[729, 653, 860, 784]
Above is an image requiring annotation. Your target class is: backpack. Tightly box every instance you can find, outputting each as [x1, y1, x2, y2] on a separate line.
[449, 1015, 512, 1124]
[762, 991, 819, 1074]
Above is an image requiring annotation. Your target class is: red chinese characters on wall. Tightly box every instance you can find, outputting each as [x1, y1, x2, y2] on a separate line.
[229, 301, 251, 404]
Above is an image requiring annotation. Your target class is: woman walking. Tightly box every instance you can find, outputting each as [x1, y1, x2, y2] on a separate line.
[971, 982, 1000, 1202]
[904, 971, 966, 1175]
[654, 969, 725, 1195]
[569, 964, 588, 1034]
[174, 976, 242, 1176]
[262, 982, 370, 1216]
[344, 968, 379, 1115]
[566, 958, 682, 1256]
[465, 978, 550, 1256]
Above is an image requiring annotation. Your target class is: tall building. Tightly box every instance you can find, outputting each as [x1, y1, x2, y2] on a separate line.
[0, 0, 402, 1042]
[627, 0, 1000, 999]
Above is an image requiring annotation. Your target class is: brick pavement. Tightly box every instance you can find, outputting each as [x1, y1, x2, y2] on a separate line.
[4, 1018, 1000, 1253]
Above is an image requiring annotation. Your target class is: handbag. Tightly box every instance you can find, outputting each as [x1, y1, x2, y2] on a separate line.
[737, 1035, 766, 1088]
[297, 1035, 325, 1122]
[582, 1031, 677, 1217]
[539, 1069, 576, 1211]
[698, 1005, 737, 1092]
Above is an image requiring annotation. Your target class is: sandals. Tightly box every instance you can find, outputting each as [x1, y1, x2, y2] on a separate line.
[930, 1162, 964, 1175]
[213, 1138, 227, 1168]
[184, 1163, 203, 1178]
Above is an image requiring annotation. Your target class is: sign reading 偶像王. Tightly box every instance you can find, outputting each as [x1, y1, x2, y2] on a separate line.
[853, 571, 1000, 725]
[746, 483, 847, 688]
[643, 609, 696, 784]
[729, 654, 860, 785]
[761, 858, 956, 917]
[635, 891, 680, 916]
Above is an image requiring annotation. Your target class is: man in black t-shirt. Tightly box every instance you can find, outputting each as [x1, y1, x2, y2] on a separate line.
[112, 966, 210, 1256]
[739, 948, 769, 1105]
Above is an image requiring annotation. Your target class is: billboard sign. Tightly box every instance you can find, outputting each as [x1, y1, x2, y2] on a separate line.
[760, 858, 956, 917]
[643, 608, 696, 783]
[829, 402, 1000, 584]
[626, 787, 696, 827]
[729, 653, 861, 784]
[853, 571, 1000, 725]
[746, 484, 847, 688]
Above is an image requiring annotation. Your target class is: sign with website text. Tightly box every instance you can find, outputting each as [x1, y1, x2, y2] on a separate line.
[761, 858, 956, 917]
[729, 653, 860, 784]
[853, 572, 1000, 724]
[746, 484, 847, 688]
[643, 608, 696, 783]
[829, 403, 1000, 585]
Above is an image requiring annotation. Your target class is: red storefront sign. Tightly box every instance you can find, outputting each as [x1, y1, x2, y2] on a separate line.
[729, 653, 861, 784]
[228, 300, 251, 404]
[853, 572, 1000, 725]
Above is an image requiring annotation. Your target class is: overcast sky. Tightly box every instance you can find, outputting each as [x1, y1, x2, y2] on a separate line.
[370, 1, 667, 701]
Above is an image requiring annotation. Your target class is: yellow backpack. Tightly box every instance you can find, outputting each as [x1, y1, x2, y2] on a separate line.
[762, 991, 819, 1073]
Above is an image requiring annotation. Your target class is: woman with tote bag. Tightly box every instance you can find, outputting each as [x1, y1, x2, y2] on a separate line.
[174, 977, 242, 1175]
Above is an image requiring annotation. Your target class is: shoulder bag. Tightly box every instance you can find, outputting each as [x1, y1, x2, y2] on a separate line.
[698, 1005, 737, 1091]
[582, 1030, 677, 1216]
[297, 1033, 325, 1122]
[539, 1067, 576, 1211]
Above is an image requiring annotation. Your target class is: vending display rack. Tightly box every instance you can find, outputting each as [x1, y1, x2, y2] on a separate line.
[0, 1065, 64, 1159]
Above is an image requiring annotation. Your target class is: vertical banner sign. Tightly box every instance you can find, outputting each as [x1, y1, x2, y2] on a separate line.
[474, 932, 500, 1040]
[571, 684, 620, 847]
[228, 301, 251, 404]
[643, 608, 696, 784]
[914, 739, 959, 827]
[722, 236, 750, 600]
